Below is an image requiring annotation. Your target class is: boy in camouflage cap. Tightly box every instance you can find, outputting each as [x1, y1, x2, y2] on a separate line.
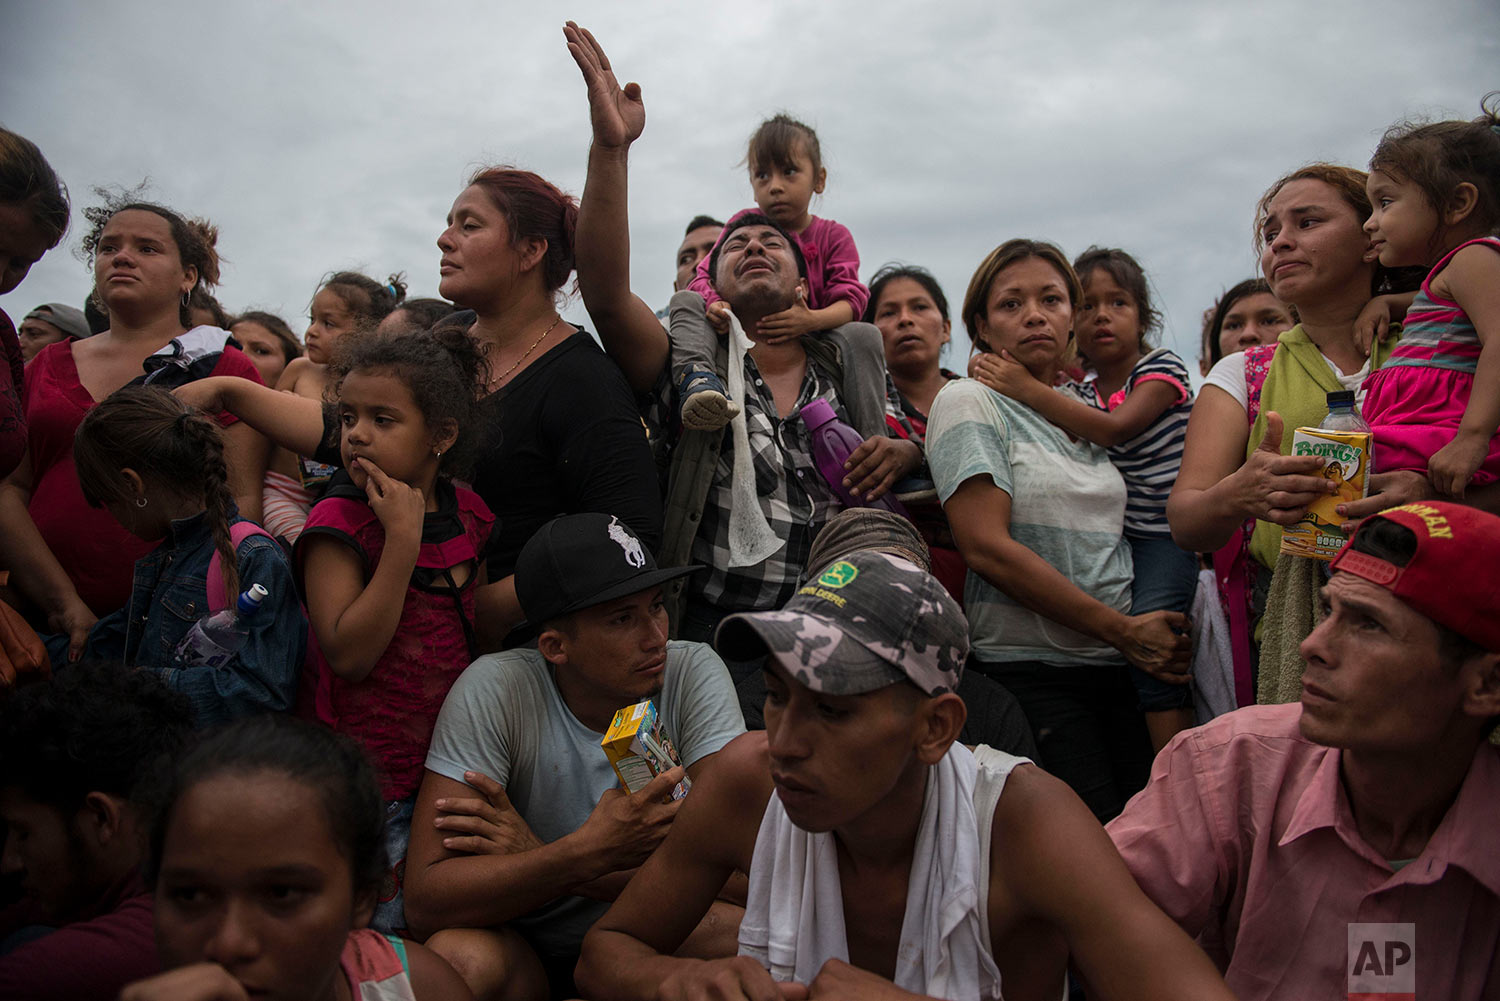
[577, 552, 1237, 1001]
[715, 549, 968, 698]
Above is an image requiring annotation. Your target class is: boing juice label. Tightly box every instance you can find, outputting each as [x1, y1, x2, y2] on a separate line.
[1279, 427, 1372, 561]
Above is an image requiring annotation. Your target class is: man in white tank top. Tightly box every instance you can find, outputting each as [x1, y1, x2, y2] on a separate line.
[576, 550, 1235, 1001]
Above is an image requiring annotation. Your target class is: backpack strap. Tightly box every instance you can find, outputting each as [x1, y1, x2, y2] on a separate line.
[208, 521, 276, 613]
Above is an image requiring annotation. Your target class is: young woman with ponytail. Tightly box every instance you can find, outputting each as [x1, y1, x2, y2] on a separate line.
[69, 386, 305, 727]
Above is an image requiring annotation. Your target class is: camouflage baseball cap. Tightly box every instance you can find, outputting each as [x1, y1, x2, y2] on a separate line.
[713, 551, 969, 696]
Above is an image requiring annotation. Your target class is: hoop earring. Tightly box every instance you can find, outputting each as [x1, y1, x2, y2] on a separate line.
[135, 497, 148, 509]
[181, 290, 191, 309]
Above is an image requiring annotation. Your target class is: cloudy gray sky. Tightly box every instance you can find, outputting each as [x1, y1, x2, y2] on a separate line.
[3, 0, 1496, 373]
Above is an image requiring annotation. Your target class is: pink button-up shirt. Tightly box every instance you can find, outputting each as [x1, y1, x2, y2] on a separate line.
[1107, 705, 1500, 1000]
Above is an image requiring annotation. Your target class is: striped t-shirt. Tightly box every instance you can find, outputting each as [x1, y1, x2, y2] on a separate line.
[1380, 236, 1498, 374]
[1076, 347, 1192, 538]
[927, 379, 1133, 666]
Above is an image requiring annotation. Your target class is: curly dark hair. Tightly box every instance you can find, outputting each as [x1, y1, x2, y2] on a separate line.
[143, 714, 388, 906]
[0, 661, 193, 814]
[79, 188, 221, 327]
[328, 322, 491, 477]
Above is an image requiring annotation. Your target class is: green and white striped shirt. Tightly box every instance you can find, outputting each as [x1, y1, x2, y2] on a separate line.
[927, 379, 1132, 666]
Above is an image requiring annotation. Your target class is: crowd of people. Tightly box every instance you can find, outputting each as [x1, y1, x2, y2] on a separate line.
[0, 21, 1496, 1001]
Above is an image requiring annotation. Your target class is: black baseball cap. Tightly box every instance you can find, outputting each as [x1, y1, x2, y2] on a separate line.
[516, 513, 698, 627]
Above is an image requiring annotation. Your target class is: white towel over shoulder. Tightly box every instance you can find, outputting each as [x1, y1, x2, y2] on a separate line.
[723, 309, 783, 568]
[739, 743, 1020, 1000]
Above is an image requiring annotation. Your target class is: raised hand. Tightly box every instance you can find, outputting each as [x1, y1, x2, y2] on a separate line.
[564, 21, 644, 150]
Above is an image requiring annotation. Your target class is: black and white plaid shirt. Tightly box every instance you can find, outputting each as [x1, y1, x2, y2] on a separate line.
[691, 354, 903, 613]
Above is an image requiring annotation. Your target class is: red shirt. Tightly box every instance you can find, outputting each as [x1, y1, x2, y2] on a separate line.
[296, 480, 495, 800]
[22, 337, 261, 615]
[0, 870, 157, 999]
[1108, 705, 1500, 1000]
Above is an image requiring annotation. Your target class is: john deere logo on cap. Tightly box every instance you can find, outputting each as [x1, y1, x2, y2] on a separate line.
[817, 561, 858, 589]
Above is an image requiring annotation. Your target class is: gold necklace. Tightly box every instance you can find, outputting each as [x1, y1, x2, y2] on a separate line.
[490, 315, 562, 388]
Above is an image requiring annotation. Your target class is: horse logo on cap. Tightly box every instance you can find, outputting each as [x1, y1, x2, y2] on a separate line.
[608, 516, 646, 568]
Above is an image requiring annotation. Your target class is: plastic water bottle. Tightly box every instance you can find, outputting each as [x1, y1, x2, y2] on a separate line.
[799, 399, 908, 516]
[174, 584, 269, 668]
[1321, 391, 1372, 437]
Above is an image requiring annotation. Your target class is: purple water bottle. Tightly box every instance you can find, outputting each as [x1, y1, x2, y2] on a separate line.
[799, 399, 908, 516]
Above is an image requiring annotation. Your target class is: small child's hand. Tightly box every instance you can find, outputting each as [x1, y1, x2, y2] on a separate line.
[971, 350, 1039, 401]
[706, 299, 731, 335]
[1427, 432, 1489, 498]
[1353, 296, 1394, 358]
[356, 458, 426, 540]
[756, 288, 816, 344]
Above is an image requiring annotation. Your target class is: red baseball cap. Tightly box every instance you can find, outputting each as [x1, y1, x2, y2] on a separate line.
[1330, 502, 1500, 651]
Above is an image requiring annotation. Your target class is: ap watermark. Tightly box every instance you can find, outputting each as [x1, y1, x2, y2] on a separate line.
[1348, 923, 1415, 1000]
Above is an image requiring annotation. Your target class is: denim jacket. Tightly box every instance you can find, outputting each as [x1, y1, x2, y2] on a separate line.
[78, 511, 306, 727]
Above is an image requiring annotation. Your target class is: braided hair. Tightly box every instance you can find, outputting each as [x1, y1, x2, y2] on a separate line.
[74, 387, 241, 604]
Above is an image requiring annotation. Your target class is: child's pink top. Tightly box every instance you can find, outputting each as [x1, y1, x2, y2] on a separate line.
[295, 478, 494, 801]
[1362, 237, 1500, 485]
[690, 208, 868, 318]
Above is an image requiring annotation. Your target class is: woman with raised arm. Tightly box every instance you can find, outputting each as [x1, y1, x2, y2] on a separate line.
[0, 195, 267, 657]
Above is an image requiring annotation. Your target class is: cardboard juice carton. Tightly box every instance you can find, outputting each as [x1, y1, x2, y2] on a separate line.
[601, 699, 690, 800]
[1279, 426, 1372, 561]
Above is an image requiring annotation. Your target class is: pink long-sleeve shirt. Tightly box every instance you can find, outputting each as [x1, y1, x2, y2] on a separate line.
[1107, 704, 1500, 1000]
[689, 209, 868, 318]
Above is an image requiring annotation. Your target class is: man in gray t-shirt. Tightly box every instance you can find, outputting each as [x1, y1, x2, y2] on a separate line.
[404, 513, 745, 1000]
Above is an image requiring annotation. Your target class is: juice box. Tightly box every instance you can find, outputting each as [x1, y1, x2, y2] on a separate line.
[601, 699, 690, 800]
[1279, 427, 1372, 561]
